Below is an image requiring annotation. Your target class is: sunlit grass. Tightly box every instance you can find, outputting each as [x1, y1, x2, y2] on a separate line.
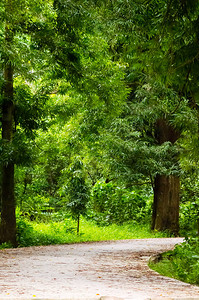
[24, 217, 167, 247]
[149, 255, 180, 280]
[149, 239, 199, 286]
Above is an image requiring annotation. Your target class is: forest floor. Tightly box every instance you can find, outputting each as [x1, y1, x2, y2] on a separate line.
[0, 238, 199, 300]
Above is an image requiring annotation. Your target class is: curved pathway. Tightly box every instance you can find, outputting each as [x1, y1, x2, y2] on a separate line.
[0, 238, 199, 299]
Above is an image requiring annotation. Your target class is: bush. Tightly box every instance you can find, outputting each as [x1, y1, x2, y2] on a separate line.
[180, 172, 199, 236]
[171, 237, 199, 284]
[180, 201, 199, 236]
[150, 237, 199, 285]
[89, 181, 152, 225]
[16, 216, 35, 247]
[16, 216, 75, 247]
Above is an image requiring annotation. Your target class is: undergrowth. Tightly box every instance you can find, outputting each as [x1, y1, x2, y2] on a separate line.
[15, 215, 167, 248]
[149, 237, 199, 286]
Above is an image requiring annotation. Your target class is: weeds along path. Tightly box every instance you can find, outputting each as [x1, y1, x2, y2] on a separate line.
[0, 238, 199, 299]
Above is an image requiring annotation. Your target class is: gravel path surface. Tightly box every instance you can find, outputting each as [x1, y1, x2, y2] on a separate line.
[0, 238, 199, 299]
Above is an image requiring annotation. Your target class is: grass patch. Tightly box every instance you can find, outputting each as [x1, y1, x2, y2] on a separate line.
[149, 237, 199, 286]
[17, 216, 167, 247]
[149, 253, 181, 280]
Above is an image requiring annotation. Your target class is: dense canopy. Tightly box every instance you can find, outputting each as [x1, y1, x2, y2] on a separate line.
[0, 0, 199, 247]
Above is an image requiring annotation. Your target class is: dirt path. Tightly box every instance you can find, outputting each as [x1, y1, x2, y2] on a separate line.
[0, 238, 199, 299]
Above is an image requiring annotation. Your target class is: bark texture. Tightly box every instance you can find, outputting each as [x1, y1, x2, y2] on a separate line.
[0, 0, 17, 246]
[152, 118, 180, 235]
[0, 63, 17, 246]
[152, 174, 180, 235]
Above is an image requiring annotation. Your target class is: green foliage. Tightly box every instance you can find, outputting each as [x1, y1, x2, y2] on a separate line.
[171, 237, 199, 284]
[1, 0, 199, 250]
[179, 168, 199, 235]
[89, 181, 152, 225]
[62, 158, 90, 220]
[93, 0, 199, 189]
[150, 237, 199, 286]
[14, 81, 49, 135]
[15, 214, 167, 248]
[180, 200, 199, 236]
[149, 253, 178, 280]
[0, 242, 13, 249]
[17, 216, 34, 247]
[21, 195, 54, 220]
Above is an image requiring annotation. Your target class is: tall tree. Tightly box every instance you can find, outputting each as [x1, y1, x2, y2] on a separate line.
[92, 0, 199, 234]
[141, 0, 199, 234]
[1, 0, 16, 244]
[0, 0, 128, 245]
[0, 0, 55, 245]
[152, 119, 180, 234]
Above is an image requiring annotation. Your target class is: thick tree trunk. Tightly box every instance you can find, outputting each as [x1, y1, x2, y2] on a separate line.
[0, 0, 17, 246]
[152, 174, 180, 235]
[0, 63, 17, 246]
[152, 119, 180, 235]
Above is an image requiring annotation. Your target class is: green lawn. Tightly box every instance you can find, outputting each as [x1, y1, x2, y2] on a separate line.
[16, 216, 167, 248]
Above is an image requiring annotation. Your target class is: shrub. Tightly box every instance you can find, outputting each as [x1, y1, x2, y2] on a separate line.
[89, 181, 152, 225]
[150, 237, 199, 285]
[16, 216, 34, 247]
[170, 237, 199, 284]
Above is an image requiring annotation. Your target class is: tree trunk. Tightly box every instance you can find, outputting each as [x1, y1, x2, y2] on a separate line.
[152, 118, 180, 236]
[0, 62, 17, 246]
[77, 215, 80, 235]
[152, 174, 180, 235]
[0, 0, 17, 246]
